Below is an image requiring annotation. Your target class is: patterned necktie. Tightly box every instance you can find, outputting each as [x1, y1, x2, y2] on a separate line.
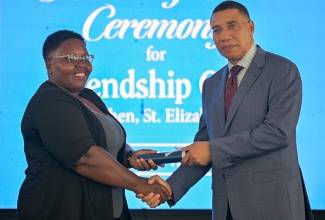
[225, 65, 243, 119]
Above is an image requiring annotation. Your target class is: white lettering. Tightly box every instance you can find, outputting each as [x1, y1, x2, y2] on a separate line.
[108, 107, 136, 123]
[83, 5, 115, 41]
[143, 108, 160, 123]
[175, 78, 191, 104]
[102, 78, 119, 98]
[199, 70, 215, 93]
[146, 45, 167, 61]
[167, 71, 175, 98]
[161, 0, 180, 9]
[165, 108, 200, 123]
[135, 78, 149, 98]
[82, 5, 213, 49]
[86, 68, 192, 104]
[120, 69, 135, 98]
[148, 68, 166, 98]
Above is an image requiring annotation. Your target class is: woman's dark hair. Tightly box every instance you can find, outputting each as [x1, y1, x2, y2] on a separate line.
[42, 30, 85, 61]
[211, 1, 250, 20]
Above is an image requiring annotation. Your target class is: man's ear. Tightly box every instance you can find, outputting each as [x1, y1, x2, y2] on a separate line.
[249, 20, 255, 34]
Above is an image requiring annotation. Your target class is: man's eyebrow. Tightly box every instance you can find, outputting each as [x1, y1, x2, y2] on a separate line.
[226, 20, 238, 24]
[211, 20, 238, 29]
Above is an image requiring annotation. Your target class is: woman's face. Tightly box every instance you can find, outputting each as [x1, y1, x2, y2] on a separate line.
[46, 38, 93, 95]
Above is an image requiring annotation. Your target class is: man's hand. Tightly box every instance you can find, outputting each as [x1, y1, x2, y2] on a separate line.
[134, 177, 170, 203]
[136, 175, 172, 208]
[131, 149, 165, 170]
[180, 141, 211, 166]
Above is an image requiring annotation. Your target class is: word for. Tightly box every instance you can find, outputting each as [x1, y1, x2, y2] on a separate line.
[146, 45, 167, 61]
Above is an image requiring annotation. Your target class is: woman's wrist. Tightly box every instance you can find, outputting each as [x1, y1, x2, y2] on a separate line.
[126, 150, 134, 168]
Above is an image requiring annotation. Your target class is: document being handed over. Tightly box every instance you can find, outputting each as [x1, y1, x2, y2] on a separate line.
[137, 150, 187, 164]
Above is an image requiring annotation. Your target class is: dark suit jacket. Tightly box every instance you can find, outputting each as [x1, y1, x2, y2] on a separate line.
[167, 46, 313, 220]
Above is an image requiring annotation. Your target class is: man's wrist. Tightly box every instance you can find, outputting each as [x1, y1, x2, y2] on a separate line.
[167, 194, 176, 206]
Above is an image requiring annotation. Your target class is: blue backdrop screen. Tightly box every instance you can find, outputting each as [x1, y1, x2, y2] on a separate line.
[1, 0, 324, 210]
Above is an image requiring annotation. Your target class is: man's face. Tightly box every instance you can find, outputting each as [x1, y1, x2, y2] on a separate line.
[210, 9, 255, 64]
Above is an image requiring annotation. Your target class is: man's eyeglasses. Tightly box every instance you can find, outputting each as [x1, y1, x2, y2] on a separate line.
[211, 20, 250, 36]
[49, 54, 94, 66]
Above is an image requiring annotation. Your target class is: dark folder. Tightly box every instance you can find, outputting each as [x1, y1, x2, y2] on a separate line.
[137, 151, 186, 164]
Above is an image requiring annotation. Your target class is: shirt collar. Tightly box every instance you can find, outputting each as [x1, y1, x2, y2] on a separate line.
[228, 44, 257, 71]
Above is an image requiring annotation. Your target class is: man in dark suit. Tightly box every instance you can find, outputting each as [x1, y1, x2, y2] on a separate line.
[138, 1, 313, 219]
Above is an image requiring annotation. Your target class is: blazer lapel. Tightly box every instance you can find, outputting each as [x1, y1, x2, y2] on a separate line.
[223, 46, 266, 134]
[215, 67, 228, 131]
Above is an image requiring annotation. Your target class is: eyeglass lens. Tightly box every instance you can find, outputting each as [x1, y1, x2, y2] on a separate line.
[68, 55, 93, 65]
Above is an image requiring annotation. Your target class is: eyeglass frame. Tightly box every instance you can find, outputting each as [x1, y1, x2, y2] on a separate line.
[211, 20, 251, 36]
[49, 53, 94, 66]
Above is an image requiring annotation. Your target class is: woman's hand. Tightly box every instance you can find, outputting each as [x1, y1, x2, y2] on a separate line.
[134, 177, 170, 203]
[136, 175, 172, 208]
[130, 149, 165, 171]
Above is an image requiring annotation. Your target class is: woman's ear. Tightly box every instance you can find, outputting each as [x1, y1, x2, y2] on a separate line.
[46, 59, 52, 75]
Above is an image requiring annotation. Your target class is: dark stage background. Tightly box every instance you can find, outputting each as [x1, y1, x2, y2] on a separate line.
[0, 210, 325, 220]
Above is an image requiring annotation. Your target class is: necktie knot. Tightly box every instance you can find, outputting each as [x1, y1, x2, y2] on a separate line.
[230, 65, 243, 78]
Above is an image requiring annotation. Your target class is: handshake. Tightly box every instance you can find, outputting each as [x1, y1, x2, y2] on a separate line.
[133, 151, 179, 207]
[135, 175, 171, 208]
[132, 141, 211, 207]
[132, 150, 186, 207]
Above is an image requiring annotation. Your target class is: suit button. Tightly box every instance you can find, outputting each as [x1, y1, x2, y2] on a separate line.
[222, 174, 226, 179]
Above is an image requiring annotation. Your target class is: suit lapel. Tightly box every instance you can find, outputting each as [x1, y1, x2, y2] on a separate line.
[215, 67, 228, 130]
[223, 46, 266, 134]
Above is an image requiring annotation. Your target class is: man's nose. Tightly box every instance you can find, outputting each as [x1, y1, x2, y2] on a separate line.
[219, 29, 232, 41]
